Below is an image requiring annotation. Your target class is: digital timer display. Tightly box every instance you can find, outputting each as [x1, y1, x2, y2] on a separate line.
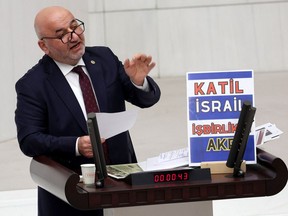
[124, 168, 211, 186]
[154, 171, 189, 183]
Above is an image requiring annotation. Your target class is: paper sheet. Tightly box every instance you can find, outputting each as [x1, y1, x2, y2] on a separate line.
[95, 109, 138, 139]
[255, 123, 283, 145]
[158, 147, 189, 163]
[139, 148, 189, 171]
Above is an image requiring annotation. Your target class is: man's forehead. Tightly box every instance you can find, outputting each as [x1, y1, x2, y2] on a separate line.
[44, 16, 76, 33]
[51, 18, 77, 32]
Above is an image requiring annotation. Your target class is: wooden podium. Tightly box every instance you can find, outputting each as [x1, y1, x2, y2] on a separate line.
[30, 148, 288, 210]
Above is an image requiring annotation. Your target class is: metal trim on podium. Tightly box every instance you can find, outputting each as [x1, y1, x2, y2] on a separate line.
[30, 148, 288, 210]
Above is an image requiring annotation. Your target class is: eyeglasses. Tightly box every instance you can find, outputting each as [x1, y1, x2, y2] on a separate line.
[41, 19, 85, 44]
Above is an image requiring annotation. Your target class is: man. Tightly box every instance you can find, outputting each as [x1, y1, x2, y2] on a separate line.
[15, 6, 161, 216]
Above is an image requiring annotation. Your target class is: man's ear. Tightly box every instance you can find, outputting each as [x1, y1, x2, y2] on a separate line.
[38, 40, 49, 54]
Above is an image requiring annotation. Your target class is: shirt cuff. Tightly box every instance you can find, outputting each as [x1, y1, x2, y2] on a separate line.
[131, 78, 150, 92]
[75, 137, 80, 156]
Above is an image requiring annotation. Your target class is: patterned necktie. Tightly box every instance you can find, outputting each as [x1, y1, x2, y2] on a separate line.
[72, 66, 99, 113]
[72, 66, 110, 164]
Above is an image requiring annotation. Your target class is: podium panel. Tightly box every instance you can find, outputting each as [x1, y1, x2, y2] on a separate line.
[30, 148, 288, 210]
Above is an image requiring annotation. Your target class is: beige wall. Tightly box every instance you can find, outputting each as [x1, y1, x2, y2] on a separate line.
[88, 0, 288, 77]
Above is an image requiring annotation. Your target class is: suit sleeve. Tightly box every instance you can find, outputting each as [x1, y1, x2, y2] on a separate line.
[126, 76, 161, 108]
[15, 77, 77, 158]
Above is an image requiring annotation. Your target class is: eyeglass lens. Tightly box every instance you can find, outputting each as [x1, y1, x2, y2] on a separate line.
[61, 21, 84, 43]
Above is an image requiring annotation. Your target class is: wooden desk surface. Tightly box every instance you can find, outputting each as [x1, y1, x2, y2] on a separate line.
[30, 148, 288, 210]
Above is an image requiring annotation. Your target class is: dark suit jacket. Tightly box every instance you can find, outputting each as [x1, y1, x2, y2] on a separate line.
[15, 46, 161, 216]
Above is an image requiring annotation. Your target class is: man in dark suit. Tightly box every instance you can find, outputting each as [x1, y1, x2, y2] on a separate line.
[15, 6, 161, 216]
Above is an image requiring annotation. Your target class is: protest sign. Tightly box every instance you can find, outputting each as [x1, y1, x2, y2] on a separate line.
[186, 70, 256, 166]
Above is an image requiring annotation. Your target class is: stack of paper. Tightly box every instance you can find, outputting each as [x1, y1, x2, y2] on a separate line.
[138, 147, 189, 171]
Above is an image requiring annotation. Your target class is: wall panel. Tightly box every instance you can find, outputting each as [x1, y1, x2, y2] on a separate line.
[88, 0, 288, 77]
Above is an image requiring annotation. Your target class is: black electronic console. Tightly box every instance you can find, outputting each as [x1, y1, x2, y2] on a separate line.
[226, 101, 256, 177]
[123, 167, 211, 186]
[87, 112, 108, 188]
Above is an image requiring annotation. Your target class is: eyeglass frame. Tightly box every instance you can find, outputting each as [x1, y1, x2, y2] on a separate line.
[40, 19, 85, 44]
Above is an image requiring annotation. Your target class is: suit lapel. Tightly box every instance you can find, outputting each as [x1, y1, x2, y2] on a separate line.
[46, 62, 88, 133]
[83, 53, 108, 112]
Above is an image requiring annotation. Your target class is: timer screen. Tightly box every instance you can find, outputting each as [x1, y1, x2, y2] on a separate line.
[153, 171, 189, 183]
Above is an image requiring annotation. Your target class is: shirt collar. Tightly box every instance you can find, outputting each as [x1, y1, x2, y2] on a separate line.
[54, 59, 85, 76]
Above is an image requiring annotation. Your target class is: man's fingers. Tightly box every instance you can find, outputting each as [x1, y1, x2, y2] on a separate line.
[123, 58, 130, 69]
[148, 62, 156, 71]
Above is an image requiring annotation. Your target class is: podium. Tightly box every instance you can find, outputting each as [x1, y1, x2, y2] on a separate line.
[30, 148, 288, 210]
